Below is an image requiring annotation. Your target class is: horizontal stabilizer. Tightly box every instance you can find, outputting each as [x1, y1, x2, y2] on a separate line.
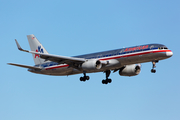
[8, 63, 42, 70]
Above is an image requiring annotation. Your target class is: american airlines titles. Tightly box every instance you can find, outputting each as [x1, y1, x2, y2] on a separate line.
[124, 45, 149, 52]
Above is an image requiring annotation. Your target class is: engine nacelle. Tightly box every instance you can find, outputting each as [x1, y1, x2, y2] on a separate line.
[81, 59, 102, 70]
[119, 64, 141, 76]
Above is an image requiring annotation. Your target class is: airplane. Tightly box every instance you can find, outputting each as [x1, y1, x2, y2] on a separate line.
[8, 34, 173, 84]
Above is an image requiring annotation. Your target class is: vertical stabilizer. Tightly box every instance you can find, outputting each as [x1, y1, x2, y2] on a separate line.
[27, 34, 49, 65]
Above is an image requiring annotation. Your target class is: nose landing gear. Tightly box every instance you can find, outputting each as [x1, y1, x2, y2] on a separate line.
[151, 60, 158, 73]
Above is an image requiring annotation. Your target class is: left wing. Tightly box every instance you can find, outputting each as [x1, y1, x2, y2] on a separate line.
[15, 39, 86, 65]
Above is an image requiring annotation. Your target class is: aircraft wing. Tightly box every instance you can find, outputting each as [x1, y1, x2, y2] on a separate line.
[15, 39, 86, 65]
[8, 63, 42, 70]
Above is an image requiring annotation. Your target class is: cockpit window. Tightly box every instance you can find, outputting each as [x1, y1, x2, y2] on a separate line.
[158, 46, 168, 50]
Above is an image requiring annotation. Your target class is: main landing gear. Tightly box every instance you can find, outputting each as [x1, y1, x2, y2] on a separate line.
[102, 70, 112, 84]
[80, 71, 90, 82]
[151, 60, 158, 73]
[80, 70, 112, 84]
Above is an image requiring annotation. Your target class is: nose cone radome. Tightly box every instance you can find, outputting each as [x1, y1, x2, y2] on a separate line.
[166, 50, 173, 57]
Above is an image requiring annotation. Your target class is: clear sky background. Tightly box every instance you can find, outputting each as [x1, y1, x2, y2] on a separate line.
[1, 0, 180, 120]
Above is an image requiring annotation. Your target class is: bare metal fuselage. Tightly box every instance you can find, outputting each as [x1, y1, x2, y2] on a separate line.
[29, 48, 172, 76]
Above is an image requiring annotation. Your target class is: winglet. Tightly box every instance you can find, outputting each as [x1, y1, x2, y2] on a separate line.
[15, 39, 29, 52]
[15, 39, 23, 50]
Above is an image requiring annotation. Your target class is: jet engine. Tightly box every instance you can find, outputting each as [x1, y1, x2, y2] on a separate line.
[81, 59, 102, 70]
[119, 64, 141, 76]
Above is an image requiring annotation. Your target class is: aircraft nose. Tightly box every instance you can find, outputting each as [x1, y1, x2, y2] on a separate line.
[166, 50, 173, 57]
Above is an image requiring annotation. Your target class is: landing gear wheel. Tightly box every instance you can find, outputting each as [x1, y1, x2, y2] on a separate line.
[102, 80, 105, 84]
[102, 80, 108, 84]
[86, 76, 90, 80]
[151, 69, 156, 73]
[80, 77, 86, 81]
[107, 79, 112, 83]
[102, 79, 112, 84]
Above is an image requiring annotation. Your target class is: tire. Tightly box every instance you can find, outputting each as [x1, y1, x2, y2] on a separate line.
[86, 76, 90, 80]
[80, 77, 85, 81]
[151, 69, 156, 73]
[80, 77, 83, 81]
[102, 80, 106, 84]
[107, 79, 112, 83]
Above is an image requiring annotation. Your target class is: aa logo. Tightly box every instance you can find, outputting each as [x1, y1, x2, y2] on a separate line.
[35, 46, 44, 58]
[38, 46, 44, 53]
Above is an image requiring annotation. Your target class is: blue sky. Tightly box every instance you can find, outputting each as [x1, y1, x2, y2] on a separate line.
[1, 0, 180, 120]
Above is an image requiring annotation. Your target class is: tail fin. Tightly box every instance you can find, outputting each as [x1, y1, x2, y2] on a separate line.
[27, 34, 49, 65]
